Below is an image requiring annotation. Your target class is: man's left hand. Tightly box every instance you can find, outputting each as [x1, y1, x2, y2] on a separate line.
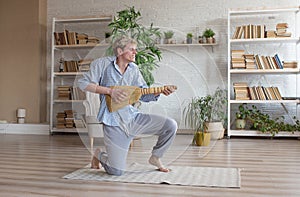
[162, 86, 176, 96]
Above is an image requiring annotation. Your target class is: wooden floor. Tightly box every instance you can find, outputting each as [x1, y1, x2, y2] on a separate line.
[0, 133, 299, 197]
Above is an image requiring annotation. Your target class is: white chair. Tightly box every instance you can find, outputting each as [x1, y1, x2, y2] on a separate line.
[83, 91, 104, 151]
[83, 92, 141, 150]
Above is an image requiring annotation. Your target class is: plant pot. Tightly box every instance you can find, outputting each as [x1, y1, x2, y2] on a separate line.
[164, 38, 172, 44]
[195, 132, 211, 146]
[235, 119, 246, 129]
[186, 37, 192, 44]
[206, 37, 214, 43]
[204, 122, 224, 140]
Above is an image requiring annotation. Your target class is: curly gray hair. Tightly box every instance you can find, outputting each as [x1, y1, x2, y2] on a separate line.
[112, 36, 137, 56]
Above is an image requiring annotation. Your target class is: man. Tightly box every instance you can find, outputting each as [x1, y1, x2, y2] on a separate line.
[78, 36, 177, 176]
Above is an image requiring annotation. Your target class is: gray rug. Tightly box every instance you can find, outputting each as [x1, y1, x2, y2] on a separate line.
[63, 163, 241, 188]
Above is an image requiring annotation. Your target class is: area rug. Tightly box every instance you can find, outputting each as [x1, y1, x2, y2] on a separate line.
[63, 163, 241, 188]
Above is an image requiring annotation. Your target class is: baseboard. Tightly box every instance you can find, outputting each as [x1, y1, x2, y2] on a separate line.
[0, 125, 193, 136]
[177, 129, 194, 135]
[0, 123, 49, 135]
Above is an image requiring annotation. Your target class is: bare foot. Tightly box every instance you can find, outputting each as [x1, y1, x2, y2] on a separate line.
[91, 148, 102, 169]
[148, 155, 170, 172]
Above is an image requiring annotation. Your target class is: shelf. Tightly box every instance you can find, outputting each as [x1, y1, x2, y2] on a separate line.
[54, 72, 85, 76]
[158, 43, 217, 52]
[54, 16, 112, 23]
[158, 43, 217, 47]
[230, 37, 300, 44]
[51, 128, 87, 133]
[229, 7, 299, 16]
[53, 100, 85, 103]
[228, 130, 300, 137]
[54, 43, 109, 49]
[230, 68, 300, 74]
[229, 100, 300, 104]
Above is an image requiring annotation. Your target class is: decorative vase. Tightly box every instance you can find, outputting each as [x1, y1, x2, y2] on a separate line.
[205, 122, 224, 140]
[235, 119, 246, 129]
[195, 132, 211, 146]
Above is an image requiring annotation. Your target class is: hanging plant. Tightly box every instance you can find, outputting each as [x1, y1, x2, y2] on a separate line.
[106, 6, 162, 86]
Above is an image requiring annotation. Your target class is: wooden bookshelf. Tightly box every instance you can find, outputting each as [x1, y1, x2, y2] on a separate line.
[50, 16, 112, 134]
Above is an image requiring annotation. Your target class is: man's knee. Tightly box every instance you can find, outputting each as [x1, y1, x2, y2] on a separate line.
[167, 118, 178, 134]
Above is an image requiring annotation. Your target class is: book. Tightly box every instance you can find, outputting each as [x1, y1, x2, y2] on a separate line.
[274, 54, 283, 69]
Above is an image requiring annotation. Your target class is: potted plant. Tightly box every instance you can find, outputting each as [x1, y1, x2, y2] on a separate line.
[107, 6, 162, 86]
[205, 88, 227, 139]
[203, 28, 215, 43]
[184, 96, 211, 146]
[184, 88, 227, 145]
[164, 30, 174, 44]
[186, 33, 193, 44]
[236, 104, 300, 136]
[235, 104, 249, 129]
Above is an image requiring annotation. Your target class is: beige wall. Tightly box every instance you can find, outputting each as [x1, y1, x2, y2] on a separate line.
[0, 0, 47, 123]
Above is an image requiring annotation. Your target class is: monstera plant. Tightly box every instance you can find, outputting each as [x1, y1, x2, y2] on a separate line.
[107, 6, 162, 86]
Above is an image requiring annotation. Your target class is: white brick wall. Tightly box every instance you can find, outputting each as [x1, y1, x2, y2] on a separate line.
[47, 1, 299, 129]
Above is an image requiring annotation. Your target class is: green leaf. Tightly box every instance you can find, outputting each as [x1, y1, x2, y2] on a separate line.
[107, 6, 162, 86]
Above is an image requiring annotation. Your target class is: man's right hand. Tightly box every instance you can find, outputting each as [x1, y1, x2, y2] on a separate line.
[110, 88, 128, 104]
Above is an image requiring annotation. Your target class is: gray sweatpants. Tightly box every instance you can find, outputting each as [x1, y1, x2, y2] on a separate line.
[97, 113, 177, 176]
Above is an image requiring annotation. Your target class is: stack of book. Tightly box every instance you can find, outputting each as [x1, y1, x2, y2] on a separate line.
[57, 86, 86, 100]
[56, 112, 66, 129]
[276, 23, 291, 37]
[254, 54, 283, 69]
[54, 30, 77, 45]
[248, 86, 282, 100]
[231, 24, 265, 39]
[231, 50, 245, 69]
[74, 119, 86, 128]
[78, 59, 93, 72]
[77, 33, 88, 44]
[54, 30, 100, 45]
[283, 61, 297, 69]
[232, 23, 292, 39]
[57, 86, 72, 100]
[59, 59, 92, 72]
[65, 110, 75, 128]
[233, 82, 250, 100]
[244, 54, 256, 69]
[56, 110, 76, 129]
[62, 60, 79, 72]
[87, 36, 100, 44]
[266, 30, 276, 38]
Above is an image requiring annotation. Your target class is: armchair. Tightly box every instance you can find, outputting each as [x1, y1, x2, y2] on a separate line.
[83, 91, 103, 151]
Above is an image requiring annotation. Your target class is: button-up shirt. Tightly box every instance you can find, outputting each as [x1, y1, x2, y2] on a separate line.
[77, 56, 159, 129]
